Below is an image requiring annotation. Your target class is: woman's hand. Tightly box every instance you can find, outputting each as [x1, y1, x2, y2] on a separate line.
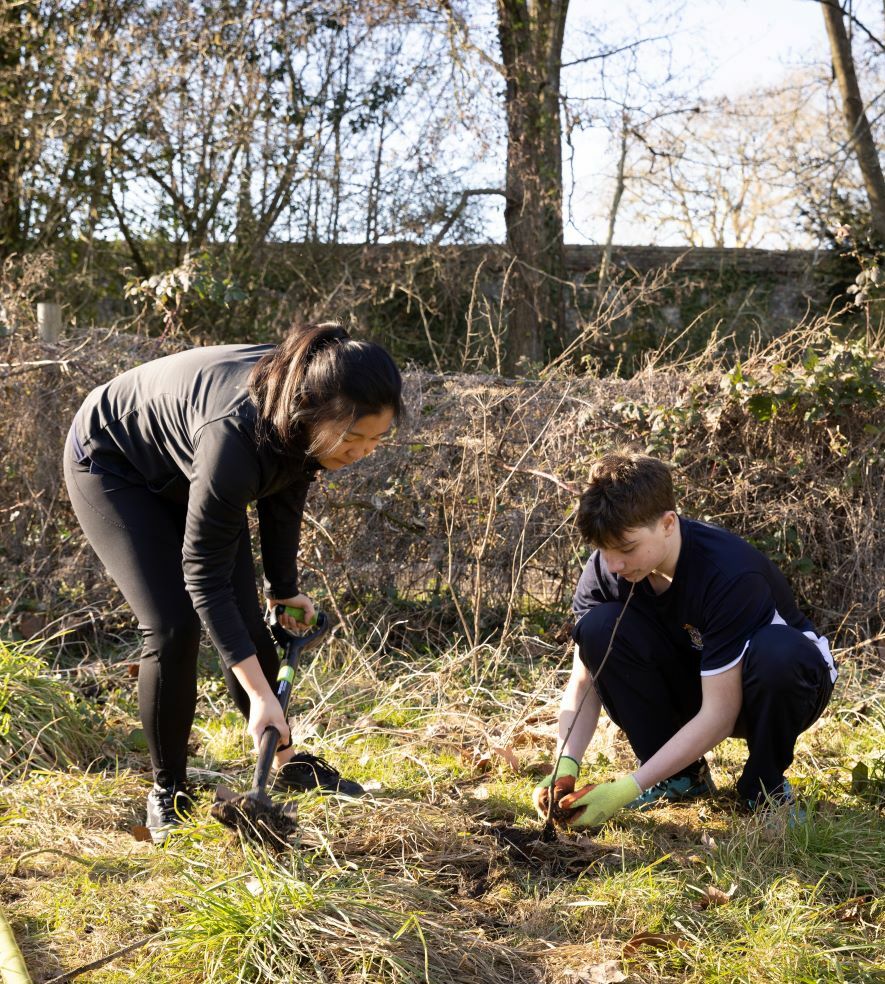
[268, 593, 316, 631]
[246, 691, 291, 753]
[230, 655, 291, 752]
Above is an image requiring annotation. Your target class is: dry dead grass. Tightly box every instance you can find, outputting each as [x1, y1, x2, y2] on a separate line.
[3, 311, 880, 653]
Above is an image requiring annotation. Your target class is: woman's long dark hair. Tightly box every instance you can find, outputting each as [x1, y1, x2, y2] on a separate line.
[249, 322, 403, 453]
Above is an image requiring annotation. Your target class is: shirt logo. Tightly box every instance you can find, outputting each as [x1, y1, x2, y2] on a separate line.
[683, 624, 703, 651]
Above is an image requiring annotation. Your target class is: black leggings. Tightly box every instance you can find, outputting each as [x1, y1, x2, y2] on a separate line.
[64, 433, 280, 788]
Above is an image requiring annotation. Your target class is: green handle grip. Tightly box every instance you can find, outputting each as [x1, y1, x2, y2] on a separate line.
[283, 606, 317, 625]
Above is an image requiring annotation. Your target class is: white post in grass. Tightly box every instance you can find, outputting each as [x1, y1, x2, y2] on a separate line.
[37, 302, 62, 344]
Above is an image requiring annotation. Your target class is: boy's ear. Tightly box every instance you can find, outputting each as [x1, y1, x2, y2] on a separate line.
[662, 510, 678, 534]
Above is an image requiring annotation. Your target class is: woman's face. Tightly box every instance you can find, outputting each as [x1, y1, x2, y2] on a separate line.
[309, 407, 395, 470]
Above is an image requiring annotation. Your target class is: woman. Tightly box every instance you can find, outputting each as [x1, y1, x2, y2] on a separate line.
[64, 323, 402, 843]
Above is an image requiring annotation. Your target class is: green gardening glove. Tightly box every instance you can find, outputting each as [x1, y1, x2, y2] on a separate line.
[532, 755, 580, 820]
[557, 775, 642, 829]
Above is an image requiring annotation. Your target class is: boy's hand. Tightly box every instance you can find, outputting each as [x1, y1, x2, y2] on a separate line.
[532, 755, 580, 819]
[557, 775, 642, 828]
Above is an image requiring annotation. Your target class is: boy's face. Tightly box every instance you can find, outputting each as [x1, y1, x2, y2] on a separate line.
[599, 511, 679, 581]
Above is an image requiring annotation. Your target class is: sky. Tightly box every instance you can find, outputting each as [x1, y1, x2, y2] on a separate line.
[690, 0, 828, 97]
[562, 0, 841, 246]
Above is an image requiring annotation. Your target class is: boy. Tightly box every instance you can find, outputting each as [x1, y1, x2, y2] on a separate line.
[534, 451, 837, 829]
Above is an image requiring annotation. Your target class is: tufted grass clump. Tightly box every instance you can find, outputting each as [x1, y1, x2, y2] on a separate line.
[0, 638, 105, 777]
[162, 845, 532, 984]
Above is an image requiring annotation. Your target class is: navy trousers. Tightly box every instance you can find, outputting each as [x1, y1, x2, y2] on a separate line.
[64, 434, 280, 788]
[574, 602, 834, 801]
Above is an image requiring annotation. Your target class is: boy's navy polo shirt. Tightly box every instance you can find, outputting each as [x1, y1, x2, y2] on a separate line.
[573, 516, 836, 681]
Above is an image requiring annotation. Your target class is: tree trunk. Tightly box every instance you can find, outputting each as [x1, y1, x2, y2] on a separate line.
[497, 0, 569, 372]
[821, 0, 885, 241]
[0, 3, 25, 256]
[598, 112, 629, 299]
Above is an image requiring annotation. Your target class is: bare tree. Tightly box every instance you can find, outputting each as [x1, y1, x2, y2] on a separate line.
[0, 1, 130, 257]
[496, 0, 569, 370]
[820, 0, 885, 240]
[0, 2, 23, 255]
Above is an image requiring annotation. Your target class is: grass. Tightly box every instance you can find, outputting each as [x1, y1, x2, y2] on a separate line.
[0, 639, 107, 776]
[0, 628, 882, 983]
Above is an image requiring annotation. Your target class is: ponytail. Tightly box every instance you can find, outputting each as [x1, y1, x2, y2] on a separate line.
[250, 322, 403, 452]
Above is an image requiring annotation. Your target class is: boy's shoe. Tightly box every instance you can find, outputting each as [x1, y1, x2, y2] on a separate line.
[146, 783, 195, 845]
[274, 752, 365, 797]
[627, 760, 717, 810]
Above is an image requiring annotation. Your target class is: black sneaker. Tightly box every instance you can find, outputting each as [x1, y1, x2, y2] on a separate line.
[274, 753, 364, 797]
[146, 783, 195, 845]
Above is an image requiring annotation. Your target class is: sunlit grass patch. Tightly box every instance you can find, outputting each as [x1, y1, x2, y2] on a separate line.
[0, 773, 173, 981]
[162, 846, 532, 984]
[0, 768, 147, 835]
[193, 707, 252, 769]
[718, 796, 885, 898]
[670, 874, 883, 983]
[565, 850, 688, 927]
[0, 638, 107, 776]
[1, 630, 882, 984]
[293, 796, 499, 888]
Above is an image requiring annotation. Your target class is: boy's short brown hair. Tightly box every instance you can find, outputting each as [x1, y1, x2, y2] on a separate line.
[576, 451, 676, 546]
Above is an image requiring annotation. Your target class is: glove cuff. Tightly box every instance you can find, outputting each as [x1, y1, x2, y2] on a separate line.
[552, 754, 580, 780]
[614, 774, 643, 807]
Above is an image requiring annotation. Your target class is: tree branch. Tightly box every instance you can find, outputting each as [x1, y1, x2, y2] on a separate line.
[810, 0, 885, 55]
[561, 34, 671, 69]
[431, 188, 506, 244]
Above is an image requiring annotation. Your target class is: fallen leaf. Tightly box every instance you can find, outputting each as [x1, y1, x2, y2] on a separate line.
[17, 613, 47, 638]
[542, 947, 626, 984]
[835, 895, 872, 923]
[491, 745, 519, 771]
[567, 959, 627, 983]
[623, 931, 687, 958]
[699, 830, 718, 853]
[464, 747, 492, 771]
[464, 745, 520, 773]
[130, 825, 152, 843]
[510, 726, 556, 749]
[695, 883, 735, 909]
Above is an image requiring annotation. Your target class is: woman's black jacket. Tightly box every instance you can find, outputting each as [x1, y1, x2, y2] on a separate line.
[73, 344, 318, 666]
